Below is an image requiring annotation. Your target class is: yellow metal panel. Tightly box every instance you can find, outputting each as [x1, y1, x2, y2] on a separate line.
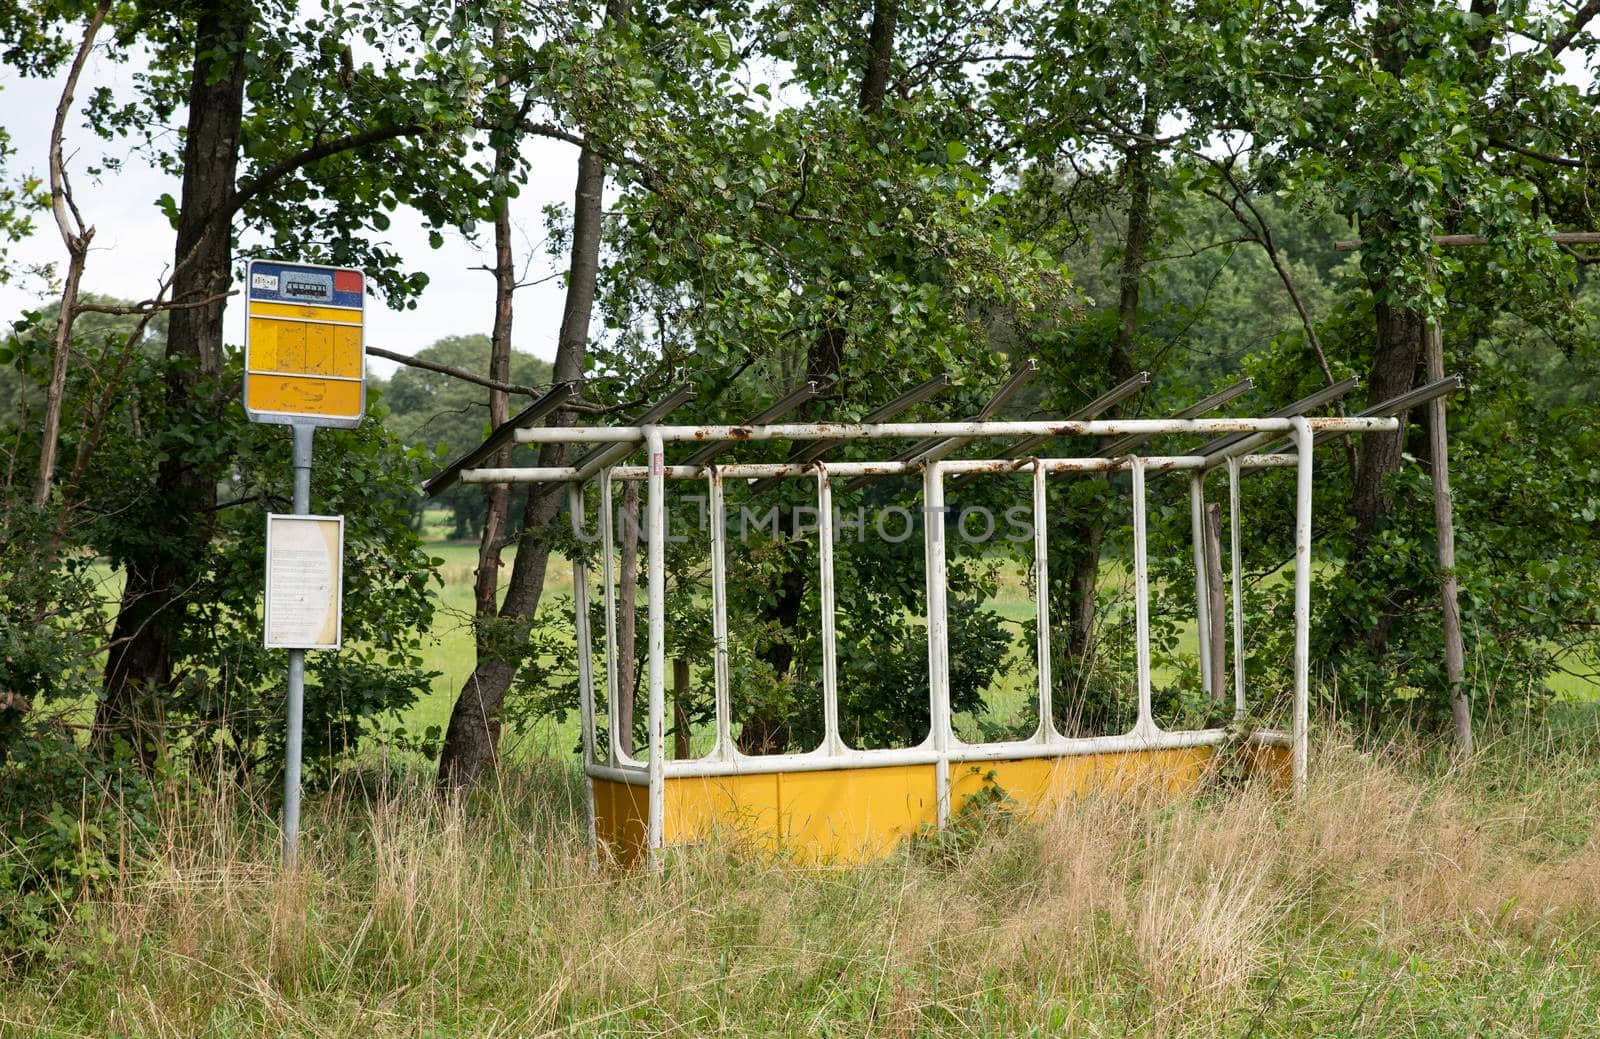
[245, 373, 363, 419]
[1243, 744, 1293, 786]
[603, 747, 1296, 867]
[248, 318, 362, 379]
[948, 748, 1218, 817]
[777, 766, 937, 862]
[592, 778, 650, 866]
[651, 765, 937, 864]
[248, 300, 363, 325]
[333, 323, 363, 377]
[662, 773, 781, 849]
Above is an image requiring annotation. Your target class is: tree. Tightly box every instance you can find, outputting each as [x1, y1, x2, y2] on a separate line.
[2, 0, 491, 756]
[437, 0, 632, 791]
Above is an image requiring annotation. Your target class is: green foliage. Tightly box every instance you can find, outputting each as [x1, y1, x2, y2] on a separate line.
[0, 726, 155, 965]
[908, 768, 1014, 866]
[2, 305, 440, 780]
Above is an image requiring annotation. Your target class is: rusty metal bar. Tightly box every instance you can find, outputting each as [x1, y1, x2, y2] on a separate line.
[460, 448, 1361, 485]
[1227, 457, 1246, 719]
[707, 469, 733, 760]
[747, 373, 952, 493]
[680, 380, 825, 468]
[1100, 377, 1255, 458]
[1292, 418, 1313, 797]
[1032, 459, 1053, 742]
[925, 462, 952, 825]
[514, 415, 1396, 447]
[644, 425, 667, 856]
[816, 464, 841, 754]
[567, 481, 598, 847]
[1131, 456, 1155, 737]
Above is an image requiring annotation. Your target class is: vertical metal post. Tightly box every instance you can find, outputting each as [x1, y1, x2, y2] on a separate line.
[282, 422, 314, 867]
[707, 470, 733, 761]
[644, 427, 667, 855]
[567, 482, 597, 849]
[1227, 457, 1246, 721]
[1189, 472, 1213, 698]
[599, 472, 620, 765]
[923, 463, 951, 826]
[1132, 457, 1155, 737]
[1291, 418, 1313, 796]
[815, 465, 841, 754]
[1031, 460, 1053, 740]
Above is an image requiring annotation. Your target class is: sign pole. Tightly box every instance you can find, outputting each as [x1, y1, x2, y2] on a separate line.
[244, 256, 366, 867]
[282, 421, 314, 866]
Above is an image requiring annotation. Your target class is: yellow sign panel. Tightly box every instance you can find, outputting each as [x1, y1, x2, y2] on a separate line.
[243, 259, 366, 427]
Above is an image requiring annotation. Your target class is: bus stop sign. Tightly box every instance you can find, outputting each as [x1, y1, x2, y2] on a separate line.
[244, 258, 365, 427]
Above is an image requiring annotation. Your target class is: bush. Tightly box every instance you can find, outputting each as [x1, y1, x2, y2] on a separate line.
[0, 725, 155, 966]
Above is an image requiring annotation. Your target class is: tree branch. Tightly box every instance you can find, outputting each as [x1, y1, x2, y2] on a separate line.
[36, 0, 109, 509]
[228, 123, 428, 219]
[1548, 0, 1600, 56]
[76, 290, 235, 316]
[47, 1, 105, 249]
[365, 345, 550, 397]
[1487, 136, 1590, 168]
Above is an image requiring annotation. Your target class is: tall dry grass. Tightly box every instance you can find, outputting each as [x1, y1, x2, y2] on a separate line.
[6, 725, 1600, 1037]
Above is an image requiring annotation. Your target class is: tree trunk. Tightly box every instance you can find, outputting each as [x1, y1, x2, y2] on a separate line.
[1060, 103, 1152, 698]
[673, 656, 691, 759]
[614, 482, 640, 758]
[740, 2, 897, 754]
[1348, 298, 1423, 550]
[472, 71, 516, 625]
[97, 0, 248, 756]
[436, 100, 612, 791]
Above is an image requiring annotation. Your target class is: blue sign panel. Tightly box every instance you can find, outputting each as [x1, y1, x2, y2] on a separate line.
[247, 259, 364, 309]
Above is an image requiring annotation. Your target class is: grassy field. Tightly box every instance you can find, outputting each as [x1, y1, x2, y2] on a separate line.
[13, 517, 1600, 1035]
[6, 721, 1600, 1036]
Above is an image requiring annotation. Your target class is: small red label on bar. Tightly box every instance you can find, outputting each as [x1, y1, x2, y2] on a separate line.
[651, 452, 664, 475]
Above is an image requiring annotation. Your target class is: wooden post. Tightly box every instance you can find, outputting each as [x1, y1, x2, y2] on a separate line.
[672, 657, 691, 760]
[615, 482, 640, 758]
[1203, 503, 1227, 701]
[1425, 319, 1472, 757]
[1335, 234, 1504, 758]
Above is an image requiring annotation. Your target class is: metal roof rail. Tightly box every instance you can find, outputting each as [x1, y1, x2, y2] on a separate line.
[569, 382, 698, 483]
[843, 360, 1039, 492]
[996, 370, 1151, 460]
[680, 380, 827, 469]
[748, 372, 952, 493]
[424, 381, 575, 498]
[1194, 376, 1360, 465]
[1100, 377, 1255, 458]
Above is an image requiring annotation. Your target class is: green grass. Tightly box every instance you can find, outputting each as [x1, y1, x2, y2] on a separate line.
[7, 718, 1600, 1036]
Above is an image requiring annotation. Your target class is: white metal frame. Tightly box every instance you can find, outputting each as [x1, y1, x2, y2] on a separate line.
[476, 414, 1395, 852]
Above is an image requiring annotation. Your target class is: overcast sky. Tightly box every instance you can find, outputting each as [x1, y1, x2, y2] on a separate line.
[0, 48, 580, 375]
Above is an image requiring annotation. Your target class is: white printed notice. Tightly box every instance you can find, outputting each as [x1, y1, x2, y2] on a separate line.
[265, 514, 344, 649]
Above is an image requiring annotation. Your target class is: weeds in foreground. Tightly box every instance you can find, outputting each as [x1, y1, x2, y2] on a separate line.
[4, 722, 1600, 1036]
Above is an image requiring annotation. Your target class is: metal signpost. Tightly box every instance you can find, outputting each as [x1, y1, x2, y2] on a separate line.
[244, 258, 365, 865]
